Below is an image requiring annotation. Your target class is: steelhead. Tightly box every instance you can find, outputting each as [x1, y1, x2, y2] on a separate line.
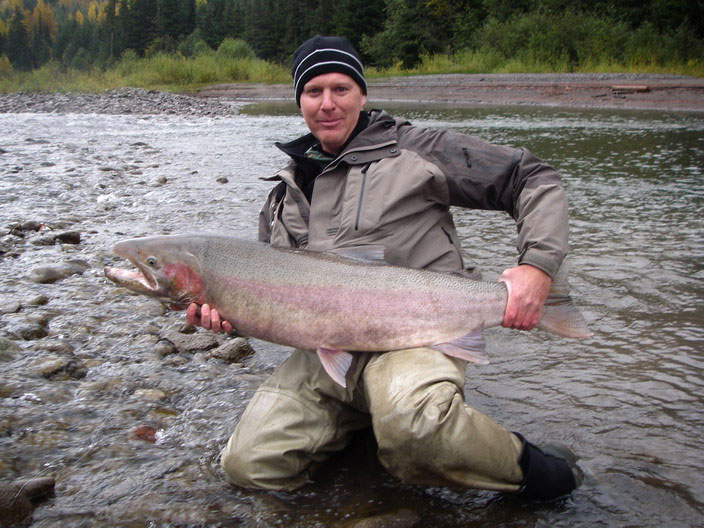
[104, 235, 592, 387]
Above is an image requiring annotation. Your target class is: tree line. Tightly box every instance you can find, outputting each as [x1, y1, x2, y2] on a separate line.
[1, 0, 702, 73]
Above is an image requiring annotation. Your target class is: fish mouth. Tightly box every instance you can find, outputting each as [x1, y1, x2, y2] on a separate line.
[104, 242, 161, 297]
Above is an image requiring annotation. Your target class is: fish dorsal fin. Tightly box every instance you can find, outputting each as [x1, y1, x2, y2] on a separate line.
[432, 327, 489, 364]
[316, 348, 354, 387]
[327, 245, 387, 264]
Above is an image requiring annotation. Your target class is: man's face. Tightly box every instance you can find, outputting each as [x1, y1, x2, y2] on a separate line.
[299, 72, 367, 155]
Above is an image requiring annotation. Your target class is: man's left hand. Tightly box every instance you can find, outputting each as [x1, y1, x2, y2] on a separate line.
[499, 265, 552, 331]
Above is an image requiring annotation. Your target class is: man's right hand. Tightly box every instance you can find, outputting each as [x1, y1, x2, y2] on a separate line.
[186, 303, 234, 334]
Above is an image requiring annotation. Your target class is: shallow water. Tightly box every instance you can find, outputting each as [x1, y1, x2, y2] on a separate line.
[1, 103, 703, 527]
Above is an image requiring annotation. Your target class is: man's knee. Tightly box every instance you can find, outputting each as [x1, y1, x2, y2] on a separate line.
[372, 380, 463, 481]
[220, 440, 309, 491]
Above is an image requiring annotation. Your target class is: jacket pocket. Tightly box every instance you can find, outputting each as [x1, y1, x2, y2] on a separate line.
[354, 163, 372, 231]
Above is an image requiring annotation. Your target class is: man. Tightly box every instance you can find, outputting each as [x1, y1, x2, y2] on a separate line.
[188, 36, 582, 500]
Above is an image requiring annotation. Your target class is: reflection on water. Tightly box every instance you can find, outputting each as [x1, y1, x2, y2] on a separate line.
[0, 104, 702, 527]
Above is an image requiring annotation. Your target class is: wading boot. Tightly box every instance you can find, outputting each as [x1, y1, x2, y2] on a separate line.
[514, 433, 584, 500]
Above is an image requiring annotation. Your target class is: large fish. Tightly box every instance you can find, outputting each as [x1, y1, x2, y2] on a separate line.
[104, 235, 592, 386]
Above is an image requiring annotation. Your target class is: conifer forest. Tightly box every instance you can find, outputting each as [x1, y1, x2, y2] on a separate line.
[1, 0, 702, 77]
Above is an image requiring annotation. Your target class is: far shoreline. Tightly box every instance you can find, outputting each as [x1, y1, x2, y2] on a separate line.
[196, 73, 704, 113]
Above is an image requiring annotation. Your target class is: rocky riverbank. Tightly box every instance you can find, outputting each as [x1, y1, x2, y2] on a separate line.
[0, 87, 242, 116]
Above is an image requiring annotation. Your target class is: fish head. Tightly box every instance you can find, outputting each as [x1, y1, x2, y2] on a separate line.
[104, 236, 205, 309]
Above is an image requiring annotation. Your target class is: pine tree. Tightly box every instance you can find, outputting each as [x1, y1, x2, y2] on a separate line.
[124, 0, 158, 54]
[7, 6, 35, 71]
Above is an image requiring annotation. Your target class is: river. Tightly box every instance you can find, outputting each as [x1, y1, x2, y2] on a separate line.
[0, 102, 702, 527]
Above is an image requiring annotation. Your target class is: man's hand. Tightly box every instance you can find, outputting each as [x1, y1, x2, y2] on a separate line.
[185, 303, 234, 334]
[499, 265, 552, 331]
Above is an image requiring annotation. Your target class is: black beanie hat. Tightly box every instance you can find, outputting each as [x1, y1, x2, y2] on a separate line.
[292, 35, 366, 106]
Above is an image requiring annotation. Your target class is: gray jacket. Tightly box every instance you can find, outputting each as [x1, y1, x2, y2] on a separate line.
[259, 109, 568, 277]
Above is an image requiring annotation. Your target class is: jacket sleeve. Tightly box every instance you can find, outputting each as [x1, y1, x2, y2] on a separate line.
[398, 124, 569, 278]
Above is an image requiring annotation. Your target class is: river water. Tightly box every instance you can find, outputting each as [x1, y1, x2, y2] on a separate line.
[1, 102, 702, 527]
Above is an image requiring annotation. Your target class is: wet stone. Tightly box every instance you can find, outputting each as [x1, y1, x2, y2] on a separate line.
[341, 509, 421, 528]
[162, 354, 190, 367]
[21, 220, 43, 232]
[0, 477, 55, 527]
[29, 260, 90, 283]
[55, 231, 81, 244]
[161, 327, 221, 353]
[0, 300, 21, 314]
[32, 234, 57, 246]
[29, 355, 87, 379]
[25, 294, 49, 306]
[0, 336, 21, 360]
[208, 337, 255, 363]
[133, 388, 167, 401]
[155, 340, 177, 358]
[136, 300, 167, 317]
[130, 424, 158, 443]
[8, 320, 48, 340]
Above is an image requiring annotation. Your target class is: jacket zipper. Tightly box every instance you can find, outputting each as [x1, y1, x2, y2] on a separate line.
[354, 163, 372, 231]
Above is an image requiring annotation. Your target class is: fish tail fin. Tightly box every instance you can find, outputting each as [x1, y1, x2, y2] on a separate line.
[433, 327, 490, 364]
[316, 347, 354, 388]
[538, 261, 593, 339]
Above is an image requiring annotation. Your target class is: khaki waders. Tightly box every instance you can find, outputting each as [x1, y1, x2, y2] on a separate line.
[220, 347, 524, 492]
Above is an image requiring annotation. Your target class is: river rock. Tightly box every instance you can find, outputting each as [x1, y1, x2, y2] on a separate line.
[6, 319, 48, 340]
[154, 340, 177, 357]
[133, 388, 167, 401]
[29, 355, 87, 379]
[29, 259, 90, 283]
[341, 509, 420, 528]
[31, 230, 81, 246]
[0, 336, 21, 360]
[0, 299, 21, 314]
[0, 477, 55, 527]
[25, 294, 49, 306]
[54, 231, 81, 244]
[160, 327, 221, 353]
[207, 337, 255, 363]
[136, 300, 167, 317]
[20, 220, 43, 232]
[130, 425, 158, 443]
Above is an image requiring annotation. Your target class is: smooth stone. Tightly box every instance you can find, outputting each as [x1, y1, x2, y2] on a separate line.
[208, 337, 255, 363]
[0, 477, 55, 527]
[29, 260, 90, 283]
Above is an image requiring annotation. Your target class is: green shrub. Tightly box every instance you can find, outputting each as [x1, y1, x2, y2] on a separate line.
[217, 38, 255, 60]
[179, 30, 212, 58]
[146, 36, 178, 58]
[70, 48, 93, 71]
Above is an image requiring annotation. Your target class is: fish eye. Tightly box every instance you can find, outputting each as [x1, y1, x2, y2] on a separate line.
[146, 256, 158, 267]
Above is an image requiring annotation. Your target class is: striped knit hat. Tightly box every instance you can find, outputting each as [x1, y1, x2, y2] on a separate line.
[292, 36, 366, 106]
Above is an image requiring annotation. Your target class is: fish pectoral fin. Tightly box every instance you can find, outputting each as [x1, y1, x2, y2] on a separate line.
[316, 348, 354, 388]
[432, 328, 489, 364]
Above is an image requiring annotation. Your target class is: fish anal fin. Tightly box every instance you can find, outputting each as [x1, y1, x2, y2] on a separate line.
[316, 348, 354, 387]
[433, 328, 489, 364]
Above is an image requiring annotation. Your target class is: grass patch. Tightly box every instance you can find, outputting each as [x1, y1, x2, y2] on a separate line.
[0, 49, 701, 94]
[0, 52, 290, 94]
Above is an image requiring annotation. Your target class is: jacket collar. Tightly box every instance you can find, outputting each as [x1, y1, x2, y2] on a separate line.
[263, 109, 403, 184]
